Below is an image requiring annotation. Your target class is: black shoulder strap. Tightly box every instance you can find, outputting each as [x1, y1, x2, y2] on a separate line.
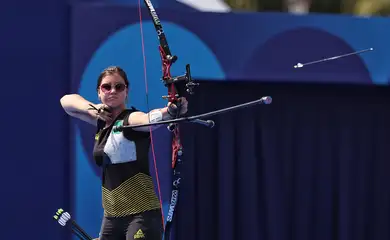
[96, 119, 105, 133]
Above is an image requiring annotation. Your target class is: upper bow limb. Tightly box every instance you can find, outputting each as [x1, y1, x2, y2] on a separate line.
[128, 97, 188, 132]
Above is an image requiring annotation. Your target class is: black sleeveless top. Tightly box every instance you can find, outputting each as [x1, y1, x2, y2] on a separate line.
[93, 107, 161, 217]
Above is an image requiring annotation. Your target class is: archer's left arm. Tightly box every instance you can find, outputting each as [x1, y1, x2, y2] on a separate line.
[127, 97, 188, 132]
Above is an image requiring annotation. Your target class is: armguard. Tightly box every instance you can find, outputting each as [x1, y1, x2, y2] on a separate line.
[148, 110, 163, 123]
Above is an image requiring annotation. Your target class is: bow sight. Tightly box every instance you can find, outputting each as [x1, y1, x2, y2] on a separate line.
[162, 63, 202, 131]
[161, 63, 199, 101]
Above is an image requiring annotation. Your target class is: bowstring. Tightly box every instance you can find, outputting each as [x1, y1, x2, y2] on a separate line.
[137, 0, 165, 229]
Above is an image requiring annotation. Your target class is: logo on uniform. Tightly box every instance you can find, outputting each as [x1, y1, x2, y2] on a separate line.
[134, 229, 145, 239]
[112, 120, 124, 134]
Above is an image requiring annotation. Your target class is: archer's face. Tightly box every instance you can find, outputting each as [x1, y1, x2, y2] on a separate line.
[98, 73, 128, 108]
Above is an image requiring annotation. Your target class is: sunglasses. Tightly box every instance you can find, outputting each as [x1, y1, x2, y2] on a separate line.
[100, 83, 127, 93]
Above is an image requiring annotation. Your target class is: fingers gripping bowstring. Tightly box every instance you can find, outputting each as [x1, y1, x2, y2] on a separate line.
[137, 0, 165, 228]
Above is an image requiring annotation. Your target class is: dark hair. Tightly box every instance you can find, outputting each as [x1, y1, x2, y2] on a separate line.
[96, 66, 129, 91]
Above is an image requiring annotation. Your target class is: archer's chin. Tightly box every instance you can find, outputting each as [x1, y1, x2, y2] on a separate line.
[105, 99, 125, 109]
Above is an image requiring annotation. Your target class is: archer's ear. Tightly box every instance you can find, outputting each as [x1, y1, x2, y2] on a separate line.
[97, 90, 102, 102]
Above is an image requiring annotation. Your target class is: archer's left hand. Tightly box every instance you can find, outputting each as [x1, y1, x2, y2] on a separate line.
[167, 97, 188, 117]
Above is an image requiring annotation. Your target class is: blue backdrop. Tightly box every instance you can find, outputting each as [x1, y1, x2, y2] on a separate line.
[0, 0, 71, 240]
[2, 0, 390, 240]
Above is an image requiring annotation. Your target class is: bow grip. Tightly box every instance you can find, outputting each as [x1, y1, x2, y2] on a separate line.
[167, 97, 182, 118]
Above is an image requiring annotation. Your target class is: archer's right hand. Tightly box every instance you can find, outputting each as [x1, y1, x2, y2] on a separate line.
[88, 103, 113, 122]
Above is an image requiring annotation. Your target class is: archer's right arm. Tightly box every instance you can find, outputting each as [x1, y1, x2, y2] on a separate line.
[60, 94, 98, 126]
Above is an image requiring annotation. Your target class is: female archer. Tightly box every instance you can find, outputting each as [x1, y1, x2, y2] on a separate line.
[60, 66, 188, 240]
